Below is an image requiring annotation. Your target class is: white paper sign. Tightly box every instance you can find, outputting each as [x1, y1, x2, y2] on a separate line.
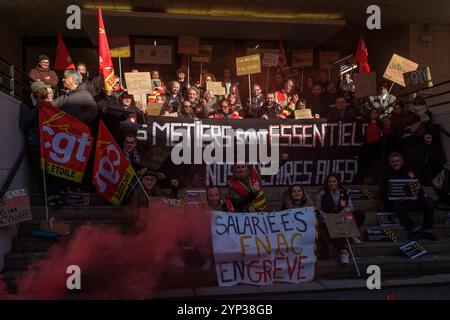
[134, 44, 172, 64]
[262, 53, 279, 67]
[211, 207, 317, 287]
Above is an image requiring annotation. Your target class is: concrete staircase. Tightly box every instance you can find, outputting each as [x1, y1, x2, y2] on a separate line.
[1, 186, 450, 294]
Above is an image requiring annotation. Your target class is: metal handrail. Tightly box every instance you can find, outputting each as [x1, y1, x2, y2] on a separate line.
[0, 55, 32, 100]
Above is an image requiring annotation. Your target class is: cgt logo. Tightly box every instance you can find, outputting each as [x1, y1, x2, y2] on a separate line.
[42, 125, 91, 164]
[94, 143, 122, 193]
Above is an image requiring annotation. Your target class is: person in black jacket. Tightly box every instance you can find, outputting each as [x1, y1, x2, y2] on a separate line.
[51, 70, 98, 127]
[326, 96, 357, 123]
[380, 152, 436, 241]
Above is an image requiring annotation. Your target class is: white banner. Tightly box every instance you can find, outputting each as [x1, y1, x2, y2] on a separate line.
[211, 207, 317, 287]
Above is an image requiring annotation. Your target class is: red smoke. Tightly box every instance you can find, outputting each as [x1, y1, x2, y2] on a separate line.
[0, 202, 216, 299]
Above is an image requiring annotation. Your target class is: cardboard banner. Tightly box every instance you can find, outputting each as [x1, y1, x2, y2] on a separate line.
[124, 72, 152, 106]
[206, 81, 226, 96]
[353, 72, 377, 98]
[383, 54, 419, 87]
[262, 53, 279, 67]
[192, 45, 213, 63]
[294, 109, 313, 119]
[137, 117, 366, 187]
[39, 101, 94, 183]
[93, 121, 134, 205]
[211, 208, 317, 286]
[134, 44, 172, 64]
[323, 213, 360, 238]
[0, 189, 32, 228]
[178, 36, 200, 55]
[319, 51, 340, 70]
[404, 67, 433, 90]
[236, 54, 261, 76]
[292, 50, 314, 68]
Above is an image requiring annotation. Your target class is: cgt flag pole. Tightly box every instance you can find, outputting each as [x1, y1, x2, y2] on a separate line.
[38, 102, 50, 221]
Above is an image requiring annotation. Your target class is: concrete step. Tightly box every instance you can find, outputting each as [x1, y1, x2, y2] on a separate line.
[363, 210, 448, 226]
[363, 223, 450, 238]
[352, 238, 450, 257]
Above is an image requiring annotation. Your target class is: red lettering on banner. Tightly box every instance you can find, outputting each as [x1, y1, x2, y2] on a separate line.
[297, 255, 307, 280]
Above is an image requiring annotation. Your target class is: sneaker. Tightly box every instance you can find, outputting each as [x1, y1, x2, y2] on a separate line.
[340, 250, 350, 265]
[408, 230, 422, 241]
[422, 232, 437, 241]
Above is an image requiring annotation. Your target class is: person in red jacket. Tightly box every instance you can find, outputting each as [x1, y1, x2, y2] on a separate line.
[28, 54, 59, 90]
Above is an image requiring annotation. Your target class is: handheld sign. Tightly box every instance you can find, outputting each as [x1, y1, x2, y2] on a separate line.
[404, 67, 433, 90]
[134, 44, 172, 64]
[383, 54, 419, 87]
[262, 53, 279, 67]
[353, 72, 377, 98]
[146, 102, 164, 116]
[192, 44, 213, 63]
[319, 51, 340, 70]
[294, 109, 313, 119]
[236, 54, 261, 76]
[388, 179, 421, 200]
[323, 213, 360, 238]
[335, 55, 356, 75]
[124, 72, 153, 106]
[0, 189, 32, 228]
[292, 50, 314, 68]
[178, 36, 200, 55]
[206, 81, 226, 96]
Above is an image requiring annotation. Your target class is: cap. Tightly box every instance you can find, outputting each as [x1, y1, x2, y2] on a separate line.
[30, 81, 50, 93]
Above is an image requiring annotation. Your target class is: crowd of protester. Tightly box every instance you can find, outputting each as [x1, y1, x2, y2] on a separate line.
[19, 53, 450, 267]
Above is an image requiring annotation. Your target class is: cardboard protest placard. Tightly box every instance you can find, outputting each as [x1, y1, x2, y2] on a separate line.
[236, 54, 261, 76]
[206, 81, 226, 96]
[262, 53, 279, 67]
[377, 212, 400, 227]
[319, 51, 340, 70]
[124, 72, 152, 106]
[347, 187, 375, 200]
[404, 67, 433, 90]
[294, 109, 313, 119]
[192, 45, 213, 63]
[323, 213, 360, 238]
[109, 36, 131, 58]
[178, 36, 200, 55]
[0, 189, 32, 228]
[146, 102, 164, 116]
[292, 49, 314, 67]
[134, 44, 172, 64]
[335, 55, 356, 74]
[181, 189, 207, 204]
[400, 241, 427, 259]
[366, 228, 397, 242]
[383, 54, 419, 87]
[211, 208, 317, 286]
[388, 179, 421, 200]
[353, 72, 377, 98]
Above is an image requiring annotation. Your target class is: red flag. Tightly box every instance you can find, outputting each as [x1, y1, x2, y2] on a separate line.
[54, 32, 75, 71]
[355, 34, 371, 73]
[278, 39, 288, 71]
[39, 100, 93, 183]
[98, 8, 116, 93]
[93, 121, 134, 205]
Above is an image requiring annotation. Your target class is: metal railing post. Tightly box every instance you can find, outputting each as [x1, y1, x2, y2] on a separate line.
[9, 64, 14, 97]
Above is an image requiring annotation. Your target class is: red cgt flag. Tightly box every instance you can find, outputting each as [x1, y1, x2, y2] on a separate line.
[39, 100, 93, 183]
[355, 33, 371, 73]
[93, 121, 134, 205]
[278, 39, 288, 71]
[98, 8, 116, 93]
[55, 32, 75, 71]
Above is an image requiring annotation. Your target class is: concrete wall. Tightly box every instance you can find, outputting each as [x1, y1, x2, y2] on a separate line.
[0, 91, 27, 272]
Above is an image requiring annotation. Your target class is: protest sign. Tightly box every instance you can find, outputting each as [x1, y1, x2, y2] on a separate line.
[335, 55, 356, 75]
[262, 53, 279, 67]
[236, 54, 261, 76]
[211, 208, 317, 286]
[292, 50, 314, 68]
[319, 51, 340, 70]
[206, 81, 226, 96]
[124, 72, 152, 106]
[404, 67, 433, 90]
[366, 228, 397, 242]
[400, 241, 427, 259]
[353, 72, 377, 98]
[109, 36, 131, 58]
[383, 54, 419, 87]
[323, 213, 360, 238]
[0, 189, 32, 228]
[388, 179, 421, 200]
[146, 103, 164, 116]
[134, 44, 172, 64]
[192, 45, 213, 63]
[377, 212, 400, 227]
[178, 36, 200, 55]
[294, 109, 313, 119]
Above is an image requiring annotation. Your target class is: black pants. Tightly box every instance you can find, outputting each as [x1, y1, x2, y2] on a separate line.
[385, 194, 434, 232]
[357, 142, 383, 181]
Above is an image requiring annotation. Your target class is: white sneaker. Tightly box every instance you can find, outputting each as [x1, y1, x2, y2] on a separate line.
[340, 250, 350, 265]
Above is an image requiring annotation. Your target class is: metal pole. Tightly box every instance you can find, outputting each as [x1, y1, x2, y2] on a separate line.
[187, 54, 190, 88]
[118, 57, 123, 88]
[132, 169, 150, 202]
[248, 74, 252, 107]
[301, 64, 304, 93]
[346, 237, 361, 277]
[200, 61, 203, 86]
[41, 167, 50, 221]
[265, 66, 270, 92]
[388, 82, 395, 94]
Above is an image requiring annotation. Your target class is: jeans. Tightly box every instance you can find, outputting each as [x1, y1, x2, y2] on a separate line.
[386, 194, 434, 232]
